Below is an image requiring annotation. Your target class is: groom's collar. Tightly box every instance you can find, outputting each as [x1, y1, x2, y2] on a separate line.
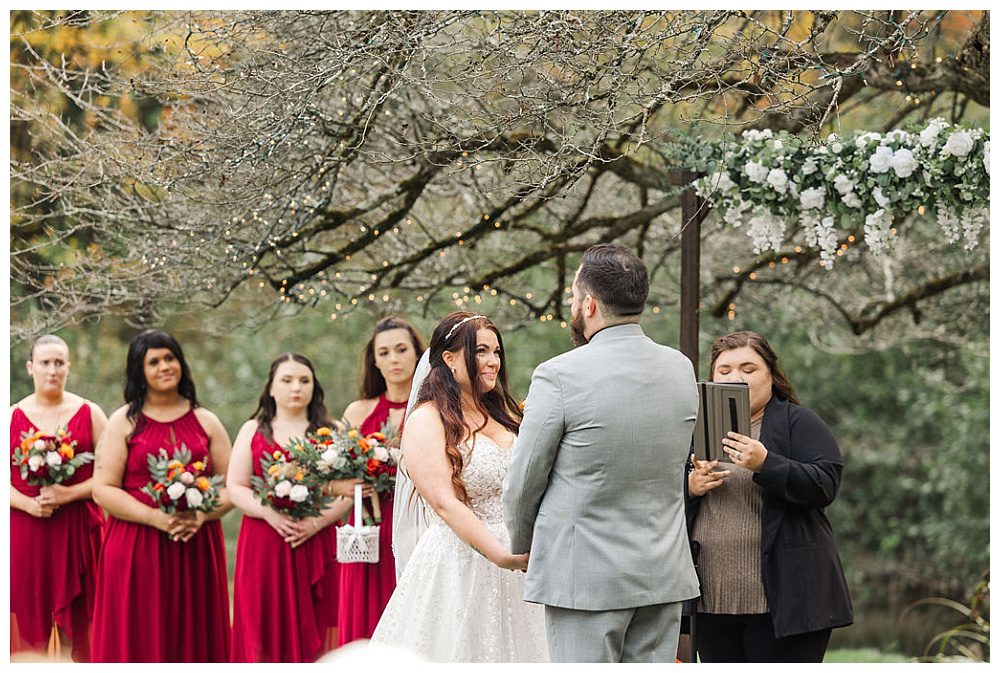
[587, 322, 644, 344]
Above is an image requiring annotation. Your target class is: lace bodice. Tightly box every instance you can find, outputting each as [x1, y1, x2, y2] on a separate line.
[426, 434, 513, 528]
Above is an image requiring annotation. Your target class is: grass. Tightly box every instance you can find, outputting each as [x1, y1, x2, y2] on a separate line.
[824, 648, 912, 663]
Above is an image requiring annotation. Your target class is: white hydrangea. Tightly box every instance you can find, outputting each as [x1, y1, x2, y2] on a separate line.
[942, 130, 974, 158]
[185, 488, 204, 509]
[799, 187, 825, 210]
[833, 174, 854, 195]
[868, 145, 894, 173]
[889, 148, 918, 178]
[744, 160, 768, 183]
[766, 168, 789, 194]
[289, 484, 310, 503]
[746, 211, 786, 253]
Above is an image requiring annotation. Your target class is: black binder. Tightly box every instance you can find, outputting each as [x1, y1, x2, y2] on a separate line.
[692, 381, 751, 462]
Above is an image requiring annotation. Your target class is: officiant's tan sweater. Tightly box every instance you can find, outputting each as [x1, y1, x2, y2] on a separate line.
[691, 418, 768, 614]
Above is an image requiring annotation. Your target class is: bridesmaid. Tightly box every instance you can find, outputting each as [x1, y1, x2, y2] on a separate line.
[91, 329, 232, 662]
[229, 353, 354, 662]
[10, 334, 107, 662]
[338, 316, 425, 645]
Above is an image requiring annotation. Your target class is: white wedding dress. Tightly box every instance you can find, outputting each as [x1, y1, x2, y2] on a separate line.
[370, 435, 549, 662]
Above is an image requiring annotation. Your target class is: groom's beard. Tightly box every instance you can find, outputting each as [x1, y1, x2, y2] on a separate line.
[569, 311, 588, 347]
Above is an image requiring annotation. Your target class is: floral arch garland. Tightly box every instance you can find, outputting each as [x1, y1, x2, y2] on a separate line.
[694, 119, 990, 268]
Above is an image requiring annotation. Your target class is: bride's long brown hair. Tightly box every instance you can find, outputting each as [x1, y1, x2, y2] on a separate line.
[414, 312, 522, 505]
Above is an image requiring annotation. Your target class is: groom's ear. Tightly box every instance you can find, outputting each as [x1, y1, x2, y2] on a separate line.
[584, 293, 599, 318]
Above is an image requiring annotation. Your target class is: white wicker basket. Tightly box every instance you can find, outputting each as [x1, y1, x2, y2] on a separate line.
[336, 483, 380, 564]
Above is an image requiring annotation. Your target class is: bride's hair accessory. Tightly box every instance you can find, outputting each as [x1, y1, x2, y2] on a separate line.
[445, 314, 487, 341]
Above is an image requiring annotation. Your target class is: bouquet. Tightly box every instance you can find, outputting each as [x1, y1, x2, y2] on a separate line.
[12, 427, 95, 486]
[142, 446, 224, 513]
[250, 444, 333, 520]
[285, 426, 353, 481]
[336, 423, 401, 523]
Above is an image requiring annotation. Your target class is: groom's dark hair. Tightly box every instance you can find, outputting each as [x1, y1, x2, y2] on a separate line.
[576, 243, 649, 317]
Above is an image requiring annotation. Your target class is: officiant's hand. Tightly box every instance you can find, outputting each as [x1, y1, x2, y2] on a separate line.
[722, 432, 768, 473]
[688, 459, 731, 497]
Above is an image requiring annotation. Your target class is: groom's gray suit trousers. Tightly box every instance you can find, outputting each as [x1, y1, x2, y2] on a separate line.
[544, 601, 683, 663]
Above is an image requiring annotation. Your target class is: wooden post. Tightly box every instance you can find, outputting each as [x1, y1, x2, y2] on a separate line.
[670, 171, 707, 378]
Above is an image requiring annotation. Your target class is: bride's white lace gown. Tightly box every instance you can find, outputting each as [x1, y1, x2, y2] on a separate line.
[370, 435, 549, 662]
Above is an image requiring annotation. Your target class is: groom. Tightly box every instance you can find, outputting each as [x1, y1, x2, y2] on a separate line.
[502, 243, 700, 663]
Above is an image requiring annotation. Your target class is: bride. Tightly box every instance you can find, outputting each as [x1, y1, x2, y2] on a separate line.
[369, 312, 548, 662]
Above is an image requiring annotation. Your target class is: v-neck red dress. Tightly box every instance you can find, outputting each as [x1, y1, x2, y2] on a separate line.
[10, 404, 104, 662]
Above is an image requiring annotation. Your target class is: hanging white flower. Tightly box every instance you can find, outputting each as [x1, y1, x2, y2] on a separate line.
[288, 484, 310, 503]
[744, 160, 768, 183]
[799, 187, 825, 210]
[937, 206, 962, 244]
[889, 148, 918, 178]
[960, 208, 987, 250]
[274, 480, 292, 498]
[868, 145, 894, 173]
[833, 174, 854, 195]
[185, 488, 204, 509]
[984, 141, 991, 176]
[167, 481, 186, 500]
[746, 211, 786, 253]
[942, 130, 974, 157]
[766, 168, 789, 194]
[723, 200, 750, 227]
[864, 209, 894, 255]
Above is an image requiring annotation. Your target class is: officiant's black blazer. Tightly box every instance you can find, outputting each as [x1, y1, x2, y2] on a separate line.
[686, 394, 854, 639]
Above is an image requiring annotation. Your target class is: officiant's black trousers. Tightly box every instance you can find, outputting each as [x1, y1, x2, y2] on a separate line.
[694, 613, 831, 662]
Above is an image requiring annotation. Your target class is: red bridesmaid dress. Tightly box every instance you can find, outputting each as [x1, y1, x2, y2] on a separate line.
[10, 404, 104, 662]
[91, 410, 230, 662]
[231, 431, 340, 662]
[337, 394, 405, 645]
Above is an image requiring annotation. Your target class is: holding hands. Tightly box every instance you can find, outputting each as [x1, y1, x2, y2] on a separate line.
[721, 431, 768, 472]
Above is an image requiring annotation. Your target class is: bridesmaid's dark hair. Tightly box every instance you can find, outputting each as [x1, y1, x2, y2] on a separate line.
[415, 312, 521, 506]
[360, 316, 425, 399]
[251, 352, 333, 442]
[709, 331, 800, 405]
[124, 329, 199, 439]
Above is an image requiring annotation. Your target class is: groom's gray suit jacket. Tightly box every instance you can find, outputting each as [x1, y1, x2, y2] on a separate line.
[503, 323, 700, 610]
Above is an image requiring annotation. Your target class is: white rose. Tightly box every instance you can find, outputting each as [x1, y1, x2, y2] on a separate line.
[389, 447, 402, 464]
[868, 145, 894, 173]
[831, 142, 843, 154]
[706, 171, 736, 193]
[744, 160, 768, 184]
[761, 129, 773, 139]
[766, 168, 788, 194]
[873, 187, 890, 208]
[28, 454, 44, 472]
[167, 481, 186, 501]
[33, 439, 47, 451]
[890, 148, 918, 178]
[45, 451, 62, 467]
[984, 141, 991, 176]
[833, 174, 854, 195]
[289, 484, 310, 503]
[942, 130, 974, 157]
[842, 192, 863, 209]
[180, 471, 195, 485]
[320, 448, 339, 464]
[274, 480, 292, 498]
[827, 133, 839, 143]
[373, 445, 390, 462]
[799, 187, 825, 210]
[185, 488, 204, 509]
[920, 119, 947, 147]
[802, 158, 818, 175]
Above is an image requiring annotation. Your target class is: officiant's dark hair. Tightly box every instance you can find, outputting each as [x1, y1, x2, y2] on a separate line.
[360, 316, 425, 399]
[576, 243, 648, 317]
[251, 352, 333, 442]
[416, 312, 522, 506]
[709, 331, 800, 405]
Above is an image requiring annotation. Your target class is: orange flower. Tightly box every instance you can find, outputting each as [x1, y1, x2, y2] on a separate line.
[167, 468, 179, 480]
[267, 464, 281, 477]
[191, 461, 205, 472]
[366, 459, 379, 475]
[347, 429, 359, 439]
[59, 444, 75, 459]
[368, 431, 387, 442]
[153, 483, 164, 492]
[167, 460, 184, 470]
[195, 476, 211, 492]
[272, 450, 284, 460]
[295, 469, 304, 481]
[519, 399, 526, 410]
[316, 427, 333, 437]
[357, 438, 371, 452]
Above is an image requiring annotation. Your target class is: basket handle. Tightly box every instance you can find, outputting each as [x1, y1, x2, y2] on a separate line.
[354, 482, 363, 527]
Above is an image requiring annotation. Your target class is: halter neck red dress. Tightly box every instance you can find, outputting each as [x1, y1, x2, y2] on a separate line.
[337, 394, 406, 645]
[91, 409, 230, 662]
[10, 404, 104, 662]
[231, 430, 340, 662]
